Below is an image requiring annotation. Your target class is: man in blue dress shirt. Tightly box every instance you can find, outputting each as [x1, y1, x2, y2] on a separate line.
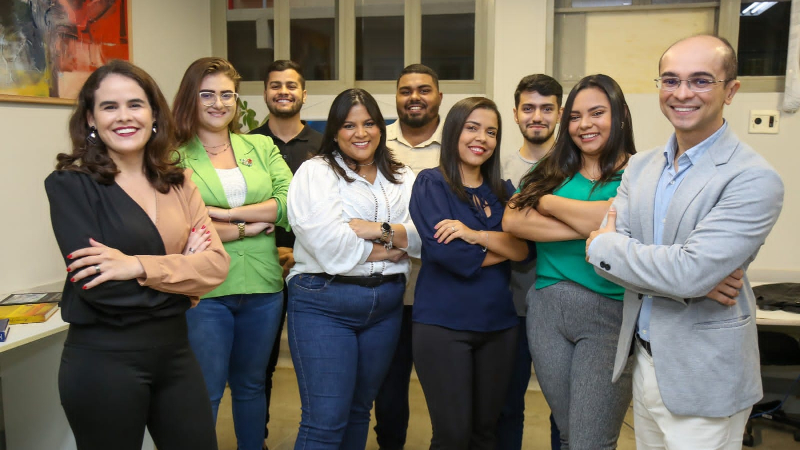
[586, 35, 784, 449]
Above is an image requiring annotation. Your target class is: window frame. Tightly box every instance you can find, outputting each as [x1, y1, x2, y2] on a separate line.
[547, 0, 786, 93]
[211, 0, 490, 96]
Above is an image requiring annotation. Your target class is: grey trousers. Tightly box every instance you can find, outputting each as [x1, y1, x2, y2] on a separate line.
[527, 281, 633, 450]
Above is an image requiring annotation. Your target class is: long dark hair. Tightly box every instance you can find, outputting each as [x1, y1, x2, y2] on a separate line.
[511, 74, 635, 209]
[57, 60, 183, 193]
[439, 97, 507, 204]
[319, 88, 404, 184]
[173, 57, 242, 147]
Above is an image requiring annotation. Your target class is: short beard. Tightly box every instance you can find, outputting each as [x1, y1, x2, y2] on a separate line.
[267, 100, 303, 119]
[523, 128, 555, 145]
[399, 112, 436, 129]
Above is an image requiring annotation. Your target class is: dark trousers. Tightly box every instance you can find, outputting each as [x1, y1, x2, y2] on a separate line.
[495, 317, 562, 450]
[413, 322, 517, 450]
[59, 316, 217, 450]
[374, 305, 414, 450]
[264, 286, 290, 440]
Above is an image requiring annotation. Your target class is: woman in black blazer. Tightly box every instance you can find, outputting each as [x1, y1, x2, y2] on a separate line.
[45, 60, 230, 450]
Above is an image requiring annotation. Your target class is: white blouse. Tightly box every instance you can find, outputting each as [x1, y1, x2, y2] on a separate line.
[287, 154, 421, 280]
[215, 167, 247, 208]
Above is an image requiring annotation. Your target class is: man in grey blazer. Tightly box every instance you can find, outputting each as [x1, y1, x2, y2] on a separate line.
[586, 35, 784, 449]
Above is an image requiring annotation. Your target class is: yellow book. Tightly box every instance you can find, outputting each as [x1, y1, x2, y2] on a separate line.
[0, 303, 59, 324]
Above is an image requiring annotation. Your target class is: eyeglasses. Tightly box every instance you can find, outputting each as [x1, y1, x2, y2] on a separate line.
[199, 91, 239, 107]
[654, 77, 730, 93]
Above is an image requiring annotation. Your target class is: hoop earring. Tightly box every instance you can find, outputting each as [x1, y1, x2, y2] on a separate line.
[87, 126, 98, 145]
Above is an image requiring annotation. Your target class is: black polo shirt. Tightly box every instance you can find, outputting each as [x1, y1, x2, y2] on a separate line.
[250, 120, 323, 248]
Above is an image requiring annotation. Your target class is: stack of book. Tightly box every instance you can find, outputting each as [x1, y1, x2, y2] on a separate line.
[0, 292, 60, 327]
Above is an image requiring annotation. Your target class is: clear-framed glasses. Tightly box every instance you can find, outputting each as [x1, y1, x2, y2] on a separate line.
[654, 77, 730, 93]
[199, 91, 239, 107]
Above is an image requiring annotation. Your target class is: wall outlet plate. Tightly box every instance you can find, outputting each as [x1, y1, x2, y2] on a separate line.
[749, 110, 780, 134]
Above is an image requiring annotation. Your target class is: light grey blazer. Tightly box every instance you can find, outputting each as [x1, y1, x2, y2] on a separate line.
[587, 126, 784, 418]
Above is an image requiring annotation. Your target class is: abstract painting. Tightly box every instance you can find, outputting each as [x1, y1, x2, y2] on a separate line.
[0, 0, 129, 104]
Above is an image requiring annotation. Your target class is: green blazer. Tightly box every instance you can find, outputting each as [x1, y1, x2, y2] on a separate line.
[179, 133, 292, 298]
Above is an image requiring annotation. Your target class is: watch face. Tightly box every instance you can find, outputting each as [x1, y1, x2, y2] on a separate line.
[381, 222, 391, 233]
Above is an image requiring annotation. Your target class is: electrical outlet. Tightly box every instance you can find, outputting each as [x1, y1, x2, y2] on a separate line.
[749, 110, 780, 134]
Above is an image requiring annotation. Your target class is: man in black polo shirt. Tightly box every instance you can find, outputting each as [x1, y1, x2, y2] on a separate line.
[249, 59, 322, 450]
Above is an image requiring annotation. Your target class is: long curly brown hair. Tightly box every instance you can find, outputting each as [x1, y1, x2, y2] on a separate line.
[510, 74, 635, 209]
[57, 60, 183, 193]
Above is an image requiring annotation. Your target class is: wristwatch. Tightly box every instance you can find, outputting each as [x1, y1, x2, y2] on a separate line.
[380, 222, 394, 250]
[237, 222, 246, 240]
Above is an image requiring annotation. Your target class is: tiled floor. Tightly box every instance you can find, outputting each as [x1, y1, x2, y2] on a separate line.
[215, 367, 800, 450]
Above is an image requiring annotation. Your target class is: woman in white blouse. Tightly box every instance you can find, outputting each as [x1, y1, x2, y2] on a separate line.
[287, 88, 421, 450]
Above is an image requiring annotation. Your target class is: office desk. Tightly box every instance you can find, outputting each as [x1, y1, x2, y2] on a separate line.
[757, 309, 800, 327]
[0, 311, 155, 450]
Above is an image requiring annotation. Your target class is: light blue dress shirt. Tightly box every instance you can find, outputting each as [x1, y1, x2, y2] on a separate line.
[636, 122, 728, 342]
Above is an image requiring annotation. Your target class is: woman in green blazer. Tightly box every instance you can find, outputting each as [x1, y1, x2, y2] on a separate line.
[173, 57, 293, 450]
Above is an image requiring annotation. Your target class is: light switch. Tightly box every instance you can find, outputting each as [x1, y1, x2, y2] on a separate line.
[749, 110, 780, 134]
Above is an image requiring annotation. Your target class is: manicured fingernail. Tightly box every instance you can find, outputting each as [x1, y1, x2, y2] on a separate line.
[192, 227, 195, 232]
[66, 267, 71, 272]
[67, 254, 73, 259]
[205, 230, 210, 234]
[207, 238, 211, 242]
[82, 286, 87, 290]
[70, 277, 75, 282]
[201, 225, 206, 230]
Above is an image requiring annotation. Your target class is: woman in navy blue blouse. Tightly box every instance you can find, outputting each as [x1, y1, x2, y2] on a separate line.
[409, 97, 529, 449]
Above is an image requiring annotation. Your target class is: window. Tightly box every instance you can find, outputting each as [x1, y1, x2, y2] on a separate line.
[421, 0, 476, 80]
[737, 1, 790, 77]
[291, 1, 339, 81]
[225, 3, 275, 82]
[355, 1, 404, 81]
[551, 0, 789, 93]
[212, 0, 489, 95]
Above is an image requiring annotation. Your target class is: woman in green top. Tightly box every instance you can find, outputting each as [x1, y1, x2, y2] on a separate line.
[504, 74, 635, 450]
[172, 57, 293, 450]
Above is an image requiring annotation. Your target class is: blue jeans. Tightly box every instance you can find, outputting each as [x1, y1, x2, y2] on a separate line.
[373, 305, 414, 450]
[288, 274, 405, 450]
[186, 292, 283, 450]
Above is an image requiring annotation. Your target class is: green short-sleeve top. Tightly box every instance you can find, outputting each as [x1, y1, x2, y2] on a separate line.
[534, 172, 624, 301]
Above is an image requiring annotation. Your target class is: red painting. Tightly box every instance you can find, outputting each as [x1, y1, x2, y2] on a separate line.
[0, 0, 130, 104]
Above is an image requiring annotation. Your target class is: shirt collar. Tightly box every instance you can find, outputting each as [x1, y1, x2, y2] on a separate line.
[663, 120, 728, 168]
[263, 119, 313, 144]
[386, 117, 443, 148]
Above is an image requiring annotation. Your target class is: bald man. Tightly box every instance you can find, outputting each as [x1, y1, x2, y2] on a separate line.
[586, 35, 784, 449]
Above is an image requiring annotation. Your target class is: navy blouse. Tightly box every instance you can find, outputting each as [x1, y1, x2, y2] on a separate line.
[409, 168, 518, 332]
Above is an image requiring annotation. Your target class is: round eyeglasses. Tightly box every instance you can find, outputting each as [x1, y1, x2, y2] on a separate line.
[654, 77, 731, 93]
[199, 91, 239, 107]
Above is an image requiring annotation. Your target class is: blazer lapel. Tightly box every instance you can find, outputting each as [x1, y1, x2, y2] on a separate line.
[183, 136, 229, 207]
[660, 126, 737, 244]
[636, 151, 665, 245]
[230, 133, 262, 206]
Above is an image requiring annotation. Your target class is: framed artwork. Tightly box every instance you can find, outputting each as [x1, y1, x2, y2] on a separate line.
[0, 0, 130, 105]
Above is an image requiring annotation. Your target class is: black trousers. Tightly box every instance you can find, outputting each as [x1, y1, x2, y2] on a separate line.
[413, 322, 517, 450]
[374, 304, 415, 449]
[59, 315, 217, 450]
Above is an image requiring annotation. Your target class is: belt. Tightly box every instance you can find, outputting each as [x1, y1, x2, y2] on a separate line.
[310, 273, 405, 288]
[635, 333, 652, 356]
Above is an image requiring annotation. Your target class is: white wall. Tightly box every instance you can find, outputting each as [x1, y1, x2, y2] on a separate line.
[0, 0, 212, 293]
[3, 0, 797, 294]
